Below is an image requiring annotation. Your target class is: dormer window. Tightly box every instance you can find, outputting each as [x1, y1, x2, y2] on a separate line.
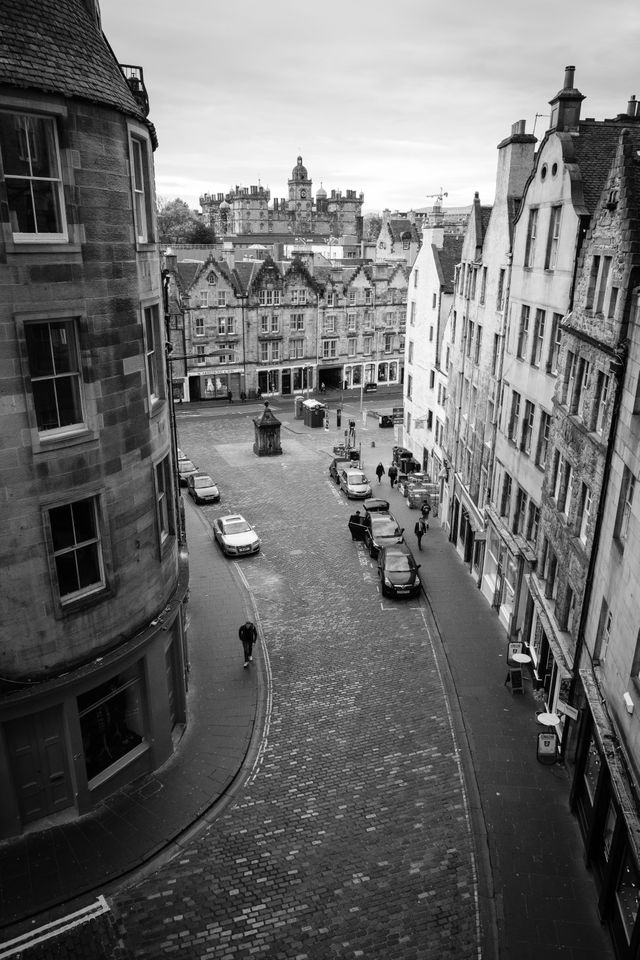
[207, 272, 217, 285]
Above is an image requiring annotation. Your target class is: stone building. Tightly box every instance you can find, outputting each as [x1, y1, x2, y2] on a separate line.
[164, 252, 409, 403]
[199, 156, 364, 242]
[0, 0, 188, 839]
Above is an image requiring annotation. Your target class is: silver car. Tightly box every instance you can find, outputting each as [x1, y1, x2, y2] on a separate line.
[213, 514, 261, 557]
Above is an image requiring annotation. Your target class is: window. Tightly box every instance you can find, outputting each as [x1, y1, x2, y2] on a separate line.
[194, 316, 204, 337]
[199, 291, 209, 308]
[291, 288, 307, 305]
[514, 486, 528, 535]
[586, 255, 600, 310]
[517, 306, 530, 359]
[291, 313, 304, 331]
[347, 312, 356, 331]
[143, 304, 163, 402]
[532, 309, 546, 366]
[363, 336, 372, 354]
[195, 344, 205, 365]
[290, 339, 304, 359]
[408, 342, 414, 364]
[548, 313, 562, 374]
[155, 456, 173, 543]
[555, 456, 573, 516]
[260, 342, 269, 363]
[526, 502, 540, 545]
[480, 267, 487, 305]
[414, 270, 419, 288]
[0, 111, 67, 241]
[427, 410, 433, 430]
[322, 339, 337, 359]
[217, 291, 227, 308]
[24, 319, 84, 434]
[497, 269, 505, 311]
[270, 341, 280, 361]
[270, 315, 279, 333]
[508, 390, 521, 442]
[349, 289, 357, 306]
[226, 317, 235, 335]
[429, 326, 434, 343]
[49, 497, 104, 600]
[407, 374, 413, 400]
[326, 292, 335, 307]
[365, 288, 372, 304]
[217, 317, 227, 335]
[324, 315, 336, 334]
[429, 369, 435, 388]
[409, 302, 416, 326]
[615, 467, 636, 543]
[521, 400, 535, 454]
[347, 338, 356, 357]
[545, 206, 561, 269]
[564, 585, 576, 633]
[595, 256, 612, 315]
[608, 287, 619, 320]
[595, 371, 610, 433]
[474, 325, 482, 364]
[491, 333, 500, 377]
[594, 599, 611, 663]
[564, 351, 577, 409]
[207, 272, 216, 285]
[383, 334, 393, 352]
[545, 545, 559, 600]
[524, 208, 538, 268]
[131, 135, 154, 243]
[259, 290, 280, 306]
[536, 411, 551, 468]
[577, 359, 592, 421]
[500, 473, 513, 519]
[579, 484, 592, 544]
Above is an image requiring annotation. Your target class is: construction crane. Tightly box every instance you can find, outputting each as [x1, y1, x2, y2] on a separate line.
[426, 189, 448, 204]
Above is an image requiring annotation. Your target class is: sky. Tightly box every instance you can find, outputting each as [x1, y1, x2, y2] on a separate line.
[100, 0, 640, 216]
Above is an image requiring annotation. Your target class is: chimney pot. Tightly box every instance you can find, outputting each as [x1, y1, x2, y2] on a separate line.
[627, 94, 638, 117]
[564, 65, 576, 89]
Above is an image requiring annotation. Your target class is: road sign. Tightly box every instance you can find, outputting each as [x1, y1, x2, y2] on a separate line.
[393, 406, 403, 424]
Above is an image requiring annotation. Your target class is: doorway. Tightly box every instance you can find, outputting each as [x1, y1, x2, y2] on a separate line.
[6, 707, 73, 825]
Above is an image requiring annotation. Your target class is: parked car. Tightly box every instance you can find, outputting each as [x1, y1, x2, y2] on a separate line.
[329, 456, 359, 483]
[187, 473, 220, 504]
[378, 414, 393, 428]
[363, 382, 377, 393]
[377, 544, 422, 598]
[363, 514, 404, 558]
[339, 467, 372, 499]
[362, 497, 390, 514]
[213, 514, 261, 556]
[177, 458, 198, 486]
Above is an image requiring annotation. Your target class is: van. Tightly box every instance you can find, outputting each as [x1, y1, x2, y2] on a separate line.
[339, 468, 372, 499]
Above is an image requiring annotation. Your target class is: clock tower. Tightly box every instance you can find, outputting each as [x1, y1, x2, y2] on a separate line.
[288, 155, 312, 210]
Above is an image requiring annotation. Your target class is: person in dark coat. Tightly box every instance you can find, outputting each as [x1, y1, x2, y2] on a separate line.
[239, 620, 257, 668]
[388, 463, 398, 488]
[375, 462, 385, 483]
[414, 516, 427, 550]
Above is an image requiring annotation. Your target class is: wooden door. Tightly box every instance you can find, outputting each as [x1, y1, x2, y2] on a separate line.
[6, 707, 73, 824]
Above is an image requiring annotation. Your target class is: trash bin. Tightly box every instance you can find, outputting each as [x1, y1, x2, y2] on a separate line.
[337, 408, 342, 428]
[294, 396, 304, 420]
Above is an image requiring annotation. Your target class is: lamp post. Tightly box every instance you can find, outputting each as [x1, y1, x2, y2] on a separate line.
[238, 292, 248, 399]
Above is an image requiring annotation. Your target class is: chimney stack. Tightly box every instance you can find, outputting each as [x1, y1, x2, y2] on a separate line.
[627, 95, 638, 118]
[549, 65, 585, 132]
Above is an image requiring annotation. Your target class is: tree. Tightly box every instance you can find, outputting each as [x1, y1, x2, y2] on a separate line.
[157, 197, 204, 243]
[363, 214, 382, 241]
[184, 220, 216, 244]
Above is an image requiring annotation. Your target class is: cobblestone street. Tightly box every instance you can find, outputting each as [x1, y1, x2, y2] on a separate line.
[114, 399, 482, 958]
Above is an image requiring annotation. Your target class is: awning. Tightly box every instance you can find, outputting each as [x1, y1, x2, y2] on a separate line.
[454, 474, 485, 532]
[525, 574, 573, 679]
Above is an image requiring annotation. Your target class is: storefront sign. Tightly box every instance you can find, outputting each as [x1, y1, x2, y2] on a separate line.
[393, 406, 403, 424]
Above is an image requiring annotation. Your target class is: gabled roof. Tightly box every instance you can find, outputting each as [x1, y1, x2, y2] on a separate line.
[1, 0, 146, 122]
[175, 262, 201, 293]
[434, 237, 464, 293]
[387, 219, 420, 243]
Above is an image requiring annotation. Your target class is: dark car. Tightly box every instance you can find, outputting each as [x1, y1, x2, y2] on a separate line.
[363, 514, 404, 558]
[187, 472, 220, 504]
[363, 497, 390, 514]
[363, 382, 378, 393]
[379, 414, 393, 428]
[377, 544, 422, 598]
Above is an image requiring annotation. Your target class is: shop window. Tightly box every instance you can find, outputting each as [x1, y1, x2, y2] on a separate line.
[616, 850, 640, 945]
[0, 110, 67, 241]
[25, 319, 85, 435]
[48, 496, 105, 602]
[77, 666, 145, 783]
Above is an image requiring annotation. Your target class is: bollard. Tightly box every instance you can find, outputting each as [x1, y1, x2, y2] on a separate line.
[371, 440, 375, 447]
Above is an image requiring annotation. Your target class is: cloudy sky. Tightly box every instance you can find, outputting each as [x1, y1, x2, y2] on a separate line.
[101, 0, 640, 215]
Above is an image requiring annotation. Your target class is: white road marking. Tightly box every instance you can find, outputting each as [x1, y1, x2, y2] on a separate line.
[0, 896, 109, 958]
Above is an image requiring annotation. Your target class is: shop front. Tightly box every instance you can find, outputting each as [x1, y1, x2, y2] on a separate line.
[343, 359, 401, 389]
[450, 475, 485, 575]
[188, 368, 243, 401]
[482, 506, 535, 636]
[571, 668, 640, 960]
[0, 570, 189, 839]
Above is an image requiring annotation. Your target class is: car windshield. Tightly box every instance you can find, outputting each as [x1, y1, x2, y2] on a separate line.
[179, 460, 195, 471]
[372, 518, 400, 536]
[349, 473, 368, 484]
[195, 476, 214, 487]
[385, 554, 412, 572]
[223, 519, 251, 535]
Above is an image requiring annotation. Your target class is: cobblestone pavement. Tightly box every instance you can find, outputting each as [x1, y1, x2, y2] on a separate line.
[112, 402, 484, 959]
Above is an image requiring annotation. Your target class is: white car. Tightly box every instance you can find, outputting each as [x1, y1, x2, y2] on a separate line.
[339, 467, 372, 499]
[177, 458, 198, 486]
[187, 473, 220, 504]
[213, 514, 261, 557]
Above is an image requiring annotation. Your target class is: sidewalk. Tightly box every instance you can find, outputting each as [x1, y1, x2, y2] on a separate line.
[0, 504, 262, 933]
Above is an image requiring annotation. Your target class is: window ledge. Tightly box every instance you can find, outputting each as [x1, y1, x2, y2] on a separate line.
[33, 426, 98, 453]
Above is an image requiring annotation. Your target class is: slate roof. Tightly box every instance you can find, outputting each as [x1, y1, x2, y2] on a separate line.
[435, 236, 464, 293]
[0, 0, 146, 122]
[388, 219, 420, 242]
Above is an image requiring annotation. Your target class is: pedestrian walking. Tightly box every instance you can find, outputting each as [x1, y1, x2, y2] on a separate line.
[414, 516, 427, 550]
[227, 389, 233, 404]
[421, 499, 431, 528]
[388, 463, 398, 488]
[239, 620, 257, 668]
[375, 462, 385, 483]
